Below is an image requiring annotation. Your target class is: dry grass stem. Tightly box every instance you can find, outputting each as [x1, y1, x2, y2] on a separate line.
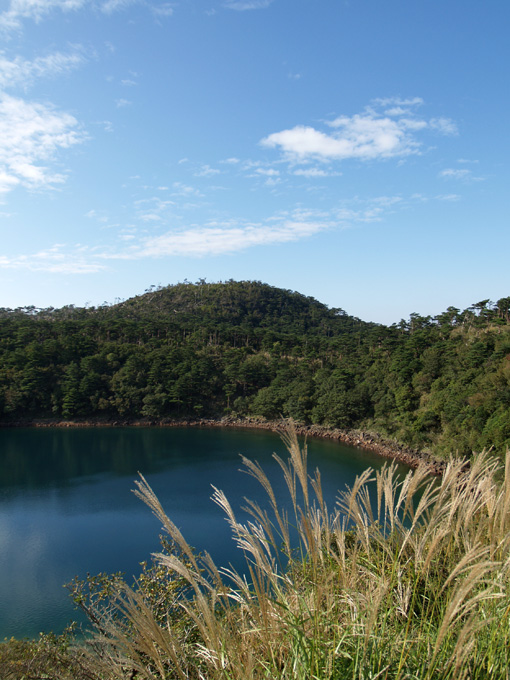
[55, 422, 510, 680]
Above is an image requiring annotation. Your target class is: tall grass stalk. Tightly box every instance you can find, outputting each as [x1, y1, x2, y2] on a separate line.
[73, 423, 510, 679]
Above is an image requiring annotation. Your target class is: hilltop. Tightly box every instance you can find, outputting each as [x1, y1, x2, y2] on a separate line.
[0, 281, 509, 456]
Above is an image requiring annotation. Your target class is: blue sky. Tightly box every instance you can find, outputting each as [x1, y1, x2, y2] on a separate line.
[0, 0, 508, 323]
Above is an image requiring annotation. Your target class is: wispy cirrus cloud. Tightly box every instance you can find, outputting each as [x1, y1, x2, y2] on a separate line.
[0, 0, 157, 31]
[133, 194, 175, 223]
[375, 96, 425, 118]
[151, 2, 174, 17]
[0, 0, 87, 32]
[0, 49, 86, 89]
[0, 92, 85, 194]
[0, 209, 333, 272]
[136, 216, 326, 257]
[439, 168, 470, 180]
[436, 194, 461, 201]
[429, 117, 458, 135]
[0, 244, 107, 273]
[194, 164, 221, 177]
[261, 98, 457, 164]
[223, 0, 274, 10]
[100, 0, 137, 15]
[330, 195, 404, 225]
[293, 167, 337, 178]
[0, 193, 462, 273]
[439, 168, 484, 182]
[171, 181, 203, 198]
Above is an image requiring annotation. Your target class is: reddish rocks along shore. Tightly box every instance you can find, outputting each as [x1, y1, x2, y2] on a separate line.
[3, 416, 447, 476]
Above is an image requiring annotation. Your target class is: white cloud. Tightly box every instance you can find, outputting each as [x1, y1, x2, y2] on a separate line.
[0, 0, 145, 30]
[436, 194, 461, 201]
[0, 244, 107, 273]
[240, 161, 282, 184]
[97, 119, 114, 132]
[85, 208, 109, 222]
[0, 169, 20, 193]
[223, 0, 273, 10]
[151, 2, 174, 17]
[374, 96, 424, 108]
[0, 50, 86, 89]
[429, 117, 458, 135]
[133, 195, 175, 222]
[0, 93, 85, 193]
[0, 210, 333, 271]
[439, 168, 484, 183]
[398, 118, 428, 131]
[0, 51, 87, 194]
[261, 118, 419, 161]
[195, 164, 221, 177]
[139, 212, 162, 222]
[115, 98, 132, 108]
[0, 0, 86, 31]
[255, 167, 279, 176]
[100, 0, 137, 14]
[383, 107, 408, 116]
[0, 191, 459, 273]
[171, 181, 202, 197]
[293, 168, 334, 177]
[261, 100, 457, 164]
[137, 217, 327, 257]
[334, 196, 402, 224]
[439, 168, 470, 179]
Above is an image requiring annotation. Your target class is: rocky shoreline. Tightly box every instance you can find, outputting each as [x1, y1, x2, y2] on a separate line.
[2, 415, 447, 476]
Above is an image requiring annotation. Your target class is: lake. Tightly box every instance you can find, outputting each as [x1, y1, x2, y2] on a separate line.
[0, 426, 408, 640]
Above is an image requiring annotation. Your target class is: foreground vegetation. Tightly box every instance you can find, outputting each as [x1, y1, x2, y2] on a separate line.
[1, 280, 510, 456]
[3, 425, 510, 679]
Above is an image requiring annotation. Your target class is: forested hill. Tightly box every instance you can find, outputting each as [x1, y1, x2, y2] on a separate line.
[1, 281, 510, 458]
[111, 280, 368, 341]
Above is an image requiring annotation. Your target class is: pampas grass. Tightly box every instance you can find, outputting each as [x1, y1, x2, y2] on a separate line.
[66, 423, 510, 679]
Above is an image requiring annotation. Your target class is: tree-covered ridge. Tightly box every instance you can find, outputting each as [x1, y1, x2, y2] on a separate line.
[1, 281, 510, 457]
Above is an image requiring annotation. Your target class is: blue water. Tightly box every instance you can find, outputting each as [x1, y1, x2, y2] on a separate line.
[0, 426, 408, 639]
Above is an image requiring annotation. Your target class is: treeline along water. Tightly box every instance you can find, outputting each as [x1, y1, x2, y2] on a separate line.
[2, 281, 510, 457]
[0, 426, 410, 640]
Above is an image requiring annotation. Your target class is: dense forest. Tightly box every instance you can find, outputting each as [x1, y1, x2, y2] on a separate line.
[1, 280, 510, 457]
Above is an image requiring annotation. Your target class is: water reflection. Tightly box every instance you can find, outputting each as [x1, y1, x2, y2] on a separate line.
[0, 427, 408, 639]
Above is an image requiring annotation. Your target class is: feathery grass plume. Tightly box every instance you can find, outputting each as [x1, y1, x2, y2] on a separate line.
[61, 426, 510, 680]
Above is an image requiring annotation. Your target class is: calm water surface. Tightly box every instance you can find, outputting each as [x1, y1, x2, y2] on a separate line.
[0, 427, 409, 639]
